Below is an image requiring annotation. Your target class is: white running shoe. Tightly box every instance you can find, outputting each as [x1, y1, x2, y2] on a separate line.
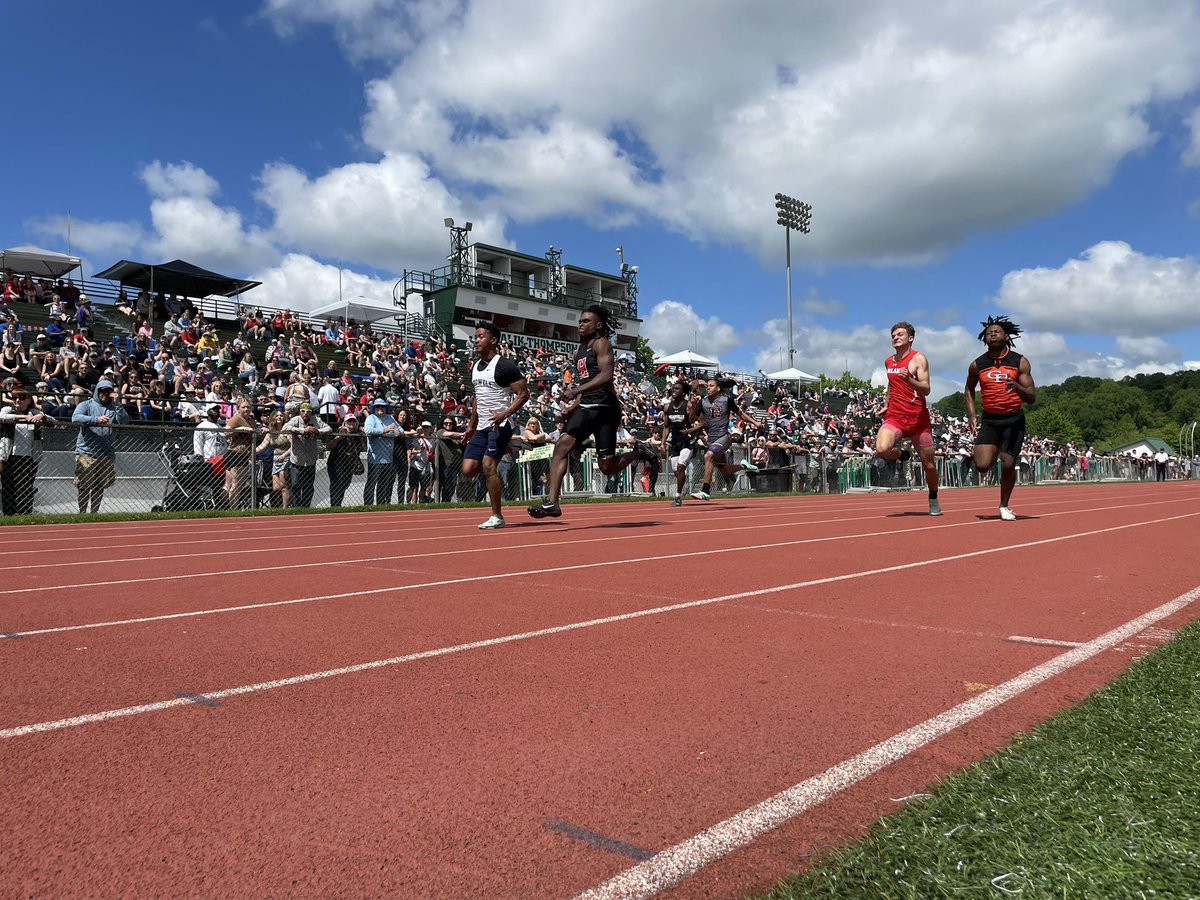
[999, 506, 1016, 521]
[928, 497, 943, 517]
[478, 515, 506, 530]
[690, 491, 711, 501]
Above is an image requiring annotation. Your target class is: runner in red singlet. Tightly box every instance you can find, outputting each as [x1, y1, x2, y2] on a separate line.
[874, 321, 941, 515]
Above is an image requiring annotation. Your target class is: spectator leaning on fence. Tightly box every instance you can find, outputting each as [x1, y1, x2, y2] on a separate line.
[326, 413, 364, 508]
[194, 404, 229, 461]
[362, 398, 399, 506]
[71, 379, 130, 514]
[282, 401, 331, 508]
[1, 389, 56, 516]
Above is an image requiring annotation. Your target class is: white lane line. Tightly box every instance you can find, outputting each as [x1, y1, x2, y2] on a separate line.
[1006, 635, 1084, 648]
[574, 583, 1200, 900]
[10, 510, 1198, 639]
[3, 494, 1188, 596]
[2, 513, 1196, 736]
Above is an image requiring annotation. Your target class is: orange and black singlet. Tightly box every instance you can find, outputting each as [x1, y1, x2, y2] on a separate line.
[975, 350, 1024, 417]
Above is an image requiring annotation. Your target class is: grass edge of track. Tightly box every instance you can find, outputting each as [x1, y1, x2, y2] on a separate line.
[760, 619, 1200, 898]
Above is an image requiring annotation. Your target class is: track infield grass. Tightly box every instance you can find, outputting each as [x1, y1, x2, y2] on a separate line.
[764, 620, 1200, 898]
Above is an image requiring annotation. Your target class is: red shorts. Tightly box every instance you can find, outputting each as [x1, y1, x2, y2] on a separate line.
[881, 407, 933, 449]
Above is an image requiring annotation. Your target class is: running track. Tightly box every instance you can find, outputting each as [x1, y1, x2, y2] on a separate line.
[2, 482, 1197, 898]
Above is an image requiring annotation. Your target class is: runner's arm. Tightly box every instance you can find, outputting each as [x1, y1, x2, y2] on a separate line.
[1013, 356, 1036, 404]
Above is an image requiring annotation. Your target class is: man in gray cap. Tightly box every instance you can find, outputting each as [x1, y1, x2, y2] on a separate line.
[71, 379, 130, 513]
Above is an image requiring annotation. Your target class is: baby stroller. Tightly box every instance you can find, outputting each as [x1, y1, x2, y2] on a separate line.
[153, 441, 225, 512]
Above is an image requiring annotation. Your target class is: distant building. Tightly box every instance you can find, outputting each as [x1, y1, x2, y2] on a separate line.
[1111, 437, 1172, 457]
[400, 236, 641, 356]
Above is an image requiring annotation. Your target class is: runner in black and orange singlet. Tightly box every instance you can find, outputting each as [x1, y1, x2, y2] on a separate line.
[874, 321, 942, 515]
[965, 316, 1037, 521]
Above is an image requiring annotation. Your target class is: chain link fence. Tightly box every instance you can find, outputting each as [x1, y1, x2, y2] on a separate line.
[0, 421, 1184, 519]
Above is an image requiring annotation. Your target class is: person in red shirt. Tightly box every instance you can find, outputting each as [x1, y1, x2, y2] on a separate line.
[874, 321, 941, 515]
[965, 316, 1036, 521]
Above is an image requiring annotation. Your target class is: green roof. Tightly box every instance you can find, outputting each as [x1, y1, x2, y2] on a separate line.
[1111, 436, 1173, 454]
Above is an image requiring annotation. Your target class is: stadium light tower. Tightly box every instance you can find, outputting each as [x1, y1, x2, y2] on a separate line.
[616, 246, 640, 317]
[444, 217, 472, 285]
[774, 193, 813, 367]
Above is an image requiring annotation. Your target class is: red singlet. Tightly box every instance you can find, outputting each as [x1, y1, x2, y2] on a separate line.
[883, 348, 932, 442]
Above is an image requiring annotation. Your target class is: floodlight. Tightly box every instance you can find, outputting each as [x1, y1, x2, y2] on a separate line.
[464, 221, 473, 232]
[444, 218, 455, 228]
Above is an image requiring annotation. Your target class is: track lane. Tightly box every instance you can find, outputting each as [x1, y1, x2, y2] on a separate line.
[3, 546, 1197, 897]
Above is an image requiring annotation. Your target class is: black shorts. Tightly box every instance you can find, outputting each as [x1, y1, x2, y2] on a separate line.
[977, 412, 1026, 458]
[565, 404, 621, 457]
[222, 450, 250, 469]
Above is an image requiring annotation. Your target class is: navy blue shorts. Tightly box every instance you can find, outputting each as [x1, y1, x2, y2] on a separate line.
[464, 424, 515, 462]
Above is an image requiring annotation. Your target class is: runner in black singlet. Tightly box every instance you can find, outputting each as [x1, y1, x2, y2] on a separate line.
[529, 304, 656, 519]
[660, 380, 703, 506]
[690, 375, 760, 501]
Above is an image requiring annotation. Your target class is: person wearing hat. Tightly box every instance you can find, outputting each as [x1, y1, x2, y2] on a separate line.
[282, 401, 330, 507]
[0, 388, 57, 515]
[74, 296, 94, 331]
[406, 420, 437, 504]
[362, 398, 399, 506]
[174, 386, 203, 423]
[326, 412, 365, 507]
[193, 402, 229, 461]
[70, 379, 130, 514]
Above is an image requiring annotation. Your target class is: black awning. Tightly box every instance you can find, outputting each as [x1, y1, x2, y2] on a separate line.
[93, 258, 260, 298]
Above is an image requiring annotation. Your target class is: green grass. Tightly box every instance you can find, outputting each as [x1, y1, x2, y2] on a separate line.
[764, 621, 1200, 899]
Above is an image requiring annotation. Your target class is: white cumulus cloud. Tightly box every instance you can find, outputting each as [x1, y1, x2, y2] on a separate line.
[996, 241, 1200, 336]
[642, 300, 742, 362]
[257, 154, 509, 272]
[277, 0, 1200, 264]
[249, 253, 398, 314]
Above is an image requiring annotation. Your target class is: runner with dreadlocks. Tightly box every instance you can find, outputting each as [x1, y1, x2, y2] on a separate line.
[965, 315, 1037, 521]
[529, 304, 656, 519]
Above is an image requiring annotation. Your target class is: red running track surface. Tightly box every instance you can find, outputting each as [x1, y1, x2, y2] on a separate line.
[1, 481, 1198, 898]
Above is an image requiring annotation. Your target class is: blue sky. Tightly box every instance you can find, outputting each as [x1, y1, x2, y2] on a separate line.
[8, 0, 1200, 400]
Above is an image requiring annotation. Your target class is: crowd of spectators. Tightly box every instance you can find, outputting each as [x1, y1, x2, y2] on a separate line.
[1, 268, 1195, 515]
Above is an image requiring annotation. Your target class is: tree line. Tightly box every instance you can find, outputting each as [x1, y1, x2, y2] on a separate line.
[935, 369, 1200, 449]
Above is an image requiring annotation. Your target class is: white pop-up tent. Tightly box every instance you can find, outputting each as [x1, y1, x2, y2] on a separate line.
[309, 296, 402, 325]
[764, 366, 819, 383]
[0, 246, 82, 278]
[653, 349, 720, 368]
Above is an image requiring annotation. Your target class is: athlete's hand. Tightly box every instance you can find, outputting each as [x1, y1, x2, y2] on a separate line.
[565, 384, 578, 401]
[967, 417, 977, 435]
[489, 410, 506, 425]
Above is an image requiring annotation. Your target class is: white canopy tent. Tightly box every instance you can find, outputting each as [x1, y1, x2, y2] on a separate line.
[653, 349, 720, 368]
[309, 296, 402, 325]
[0, 246, 81, 278]
[764, 366, 819, 383]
